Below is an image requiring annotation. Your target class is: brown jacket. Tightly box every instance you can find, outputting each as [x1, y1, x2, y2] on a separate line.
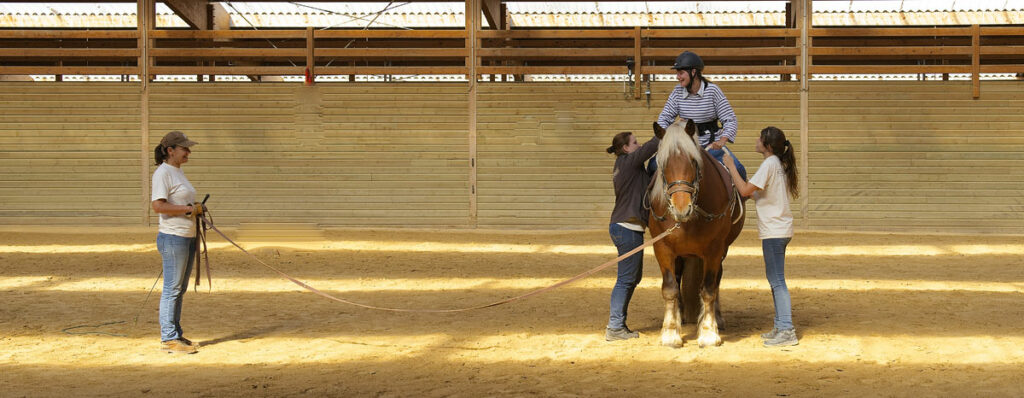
[610, 136, 660, 227]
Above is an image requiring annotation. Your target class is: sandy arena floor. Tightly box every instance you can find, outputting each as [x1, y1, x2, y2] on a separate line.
[1, 227, 1023, 397]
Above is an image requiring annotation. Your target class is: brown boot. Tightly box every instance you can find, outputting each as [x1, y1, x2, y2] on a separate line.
[160, 339, 198, 354]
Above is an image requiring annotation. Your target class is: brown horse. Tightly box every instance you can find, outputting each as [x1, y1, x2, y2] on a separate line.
[648, 120, 745, 348]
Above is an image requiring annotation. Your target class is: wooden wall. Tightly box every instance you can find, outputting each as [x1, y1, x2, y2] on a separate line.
[1, 80, 1021, 233]
[0, 83, 140, 224]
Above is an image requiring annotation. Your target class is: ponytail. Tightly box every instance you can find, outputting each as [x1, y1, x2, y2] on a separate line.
[154, 144, 167, 166]
[607, 132, 633, 156]
[760, 126, 799, 198]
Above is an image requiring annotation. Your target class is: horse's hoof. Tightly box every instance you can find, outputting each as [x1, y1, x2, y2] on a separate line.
[660, 332, 684, 348]
[696, 334, 722, 348]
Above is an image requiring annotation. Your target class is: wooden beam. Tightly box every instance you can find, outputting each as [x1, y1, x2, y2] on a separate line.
[150, 48, 307, 57]
[0, 30, 138, 39]
[316, 48, 468, 57]
[467, 0, 479, 227]
[644, 28, 799, 38]
[478, 30, 635, 39]
[810, 27, 971, 37]
[139, 0, 152, 226]
[306, 27, 315, 85]
[810, 65, 972, 74]
[315, 30, 466, 39]
[972, 24, 981, 99]
[149, 30, 306, 39]
[643, 47, 800, 57]
[149, 66, 304, 75]
[481, 0, 501, 29]
[798, 0, 809, 223]
[0, 66, 138, 75]
[810, 46, 971, 56]
[478, 48, 633, 57]
[640, 65, 800, 74]
[0, 49, 140, 57]
[317, 66, 467, 75]
[163, 0, 210, 30]
[634, 26, 641, 99]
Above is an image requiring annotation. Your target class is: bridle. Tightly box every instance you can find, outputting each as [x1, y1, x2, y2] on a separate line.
[651, 153, 740, 224]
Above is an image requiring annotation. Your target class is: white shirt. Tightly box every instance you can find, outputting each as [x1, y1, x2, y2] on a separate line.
[151, 162, 196, 238]
[748, 155, 793, 239]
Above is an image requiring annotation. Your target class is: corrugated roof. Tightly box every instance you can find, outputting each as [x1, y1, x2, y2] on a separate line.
[1, 1, 1023, 28]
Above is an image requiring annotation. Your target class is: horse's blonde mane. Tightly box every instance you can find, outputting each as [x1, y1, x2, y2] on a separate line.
[651, 121, 702, 209]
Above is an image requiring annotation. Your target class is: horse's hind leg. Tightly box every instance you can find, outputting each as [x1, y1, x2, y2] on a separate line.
[696, 255, 725, 348]
[656, 249, 684, 348]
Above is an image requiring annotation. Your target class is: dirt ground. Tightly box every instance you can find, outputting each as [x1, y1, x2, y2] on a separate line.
[1, 226, 1023, 397]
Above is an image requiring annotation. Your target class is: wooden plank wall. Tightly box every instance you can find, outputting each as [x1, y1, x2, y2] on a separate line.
[0, 83, 140, 225]
[1, 80, 1021, 233]
[807, 81, 1024, 233]
[148, 83, 470, 227]
[475, 81, 798, 228]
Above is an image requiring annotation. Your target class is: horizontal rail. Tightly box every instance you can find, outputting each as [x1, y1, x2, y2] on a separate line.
[149, 66, 304, 75]
[0, 30, 138, 39]
[315, 48, 468, 57]
[0, 48, 140, 57]
[316, 66, 468, 75]
[0, 66, 138, 75]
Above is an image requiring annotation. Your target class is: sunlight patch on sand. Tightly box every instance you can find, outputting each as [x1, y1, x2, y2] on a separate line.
[2, 240, 1023, 257]
[12, 276, 1024, 294]
[1, 334, 1022, 366]
[0, 276, 51, 289]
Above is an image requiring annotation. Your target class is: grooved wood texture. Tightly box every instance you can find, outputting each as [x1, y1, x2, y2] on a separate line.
[1, 80, 1021, 233]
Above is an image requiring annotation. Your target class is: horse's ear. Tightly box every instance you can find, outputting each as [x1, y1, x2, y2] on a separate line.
[653, 122, 666, 139]
[684, 119, 696, 137]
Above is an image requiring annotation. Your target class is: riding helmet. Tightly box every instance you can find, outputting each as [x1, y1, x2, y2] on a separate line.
[672, 51, 704, 71]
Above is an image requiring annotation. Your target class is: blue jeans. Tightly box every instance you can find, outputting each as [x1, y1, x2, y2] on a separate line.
[157, 232, 196, 342]
[608, 223, 645, 330]
[763, 237, 793, 330]
[708, 148, 747, 181]
[646, 148, 746, 181]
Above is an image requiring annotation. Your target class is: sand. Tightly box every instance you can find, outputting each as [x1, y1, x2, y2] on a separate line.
[2, 227, 1023, 397]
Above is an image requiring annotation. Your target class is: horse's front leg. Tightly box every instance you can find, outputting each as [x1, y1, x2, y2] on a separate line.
[696, 253, 725, 348]
[655, 244, 684, 348]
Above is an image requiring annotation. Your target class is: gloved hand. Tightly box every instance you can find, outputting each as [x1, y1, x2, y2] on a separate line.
[189, 203, 206, 217]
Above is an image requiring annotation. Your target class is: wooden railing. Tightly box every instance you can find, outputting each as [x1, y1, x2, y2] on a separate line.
[1, 25, 1022, 88]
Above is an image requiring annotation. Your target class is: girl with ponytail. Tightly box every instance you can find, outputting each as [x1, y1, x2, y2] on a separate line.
[722, 126, 800, 347]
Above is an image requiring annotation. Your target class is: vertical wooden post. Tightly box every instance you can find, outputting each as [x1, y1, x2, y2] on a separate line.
[634, 26, 642, 99]
[466, 0, 478, 227]
[797, 0, 810, 222]
[138, 0, 153, 225]
[306, 27, 315, 86]
[972, 24, 980, 99]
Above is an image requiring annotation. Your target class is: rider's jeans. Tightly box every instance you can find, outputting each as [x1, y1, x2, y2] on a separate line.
[157, 232, 196, 342]
[708, 148, 747, 181]
[608, 223, 645, 330]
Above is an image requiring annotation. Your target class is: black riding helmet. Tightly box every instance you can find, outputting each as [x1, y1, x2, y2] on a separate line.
[672, 51, 704, 71]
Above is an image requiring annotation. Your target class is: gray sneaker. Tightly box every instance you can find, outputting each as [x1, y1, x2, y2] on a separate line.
[760, 328, 780, 340]
[605, 328, 640, 341]
[763, 329, 798, 347]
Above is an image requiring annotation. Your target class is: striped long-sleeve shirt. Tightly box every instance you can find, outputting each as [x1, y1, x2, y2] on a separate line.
[656, 81, 738, 148]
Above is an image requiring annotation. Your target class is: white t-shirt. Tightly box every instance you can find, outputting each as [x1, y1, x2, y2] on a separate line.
[151, 162, 196, 238]
[748, 155, 793, 239]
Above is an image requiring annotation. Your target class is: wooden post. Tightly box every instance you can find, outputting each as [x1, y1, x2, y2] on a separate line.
[972, 24, 980, 98]
[634, 26, 642, 99]
[138, 0, 153, 225]
[466, 0, 478, 227]
[797, 0, 810, 222]
[306, 27, 315, 86]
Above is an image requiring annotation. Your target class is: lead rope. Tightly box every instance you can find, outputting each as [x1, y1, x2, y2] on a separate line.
[199, 212, 678, 313]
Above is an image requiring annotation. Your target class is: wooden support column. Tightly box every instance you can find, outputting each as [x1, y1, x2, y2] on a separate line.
[634, 26, 642, 99]
[466, 0, 479, 227]
[138, 0, 154, 225]
[972, 24, 981, 98]
[797, 0, 810, 222]
[306, 27, 315, 85]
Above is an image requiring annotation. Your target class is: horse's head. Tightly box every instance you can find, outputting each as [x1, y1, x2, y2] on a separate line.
[651, 121, 703, 223]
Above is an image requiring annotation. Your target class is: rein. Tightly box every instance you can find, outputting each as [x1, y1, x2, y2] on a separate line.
[196, 212, 679, 313]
